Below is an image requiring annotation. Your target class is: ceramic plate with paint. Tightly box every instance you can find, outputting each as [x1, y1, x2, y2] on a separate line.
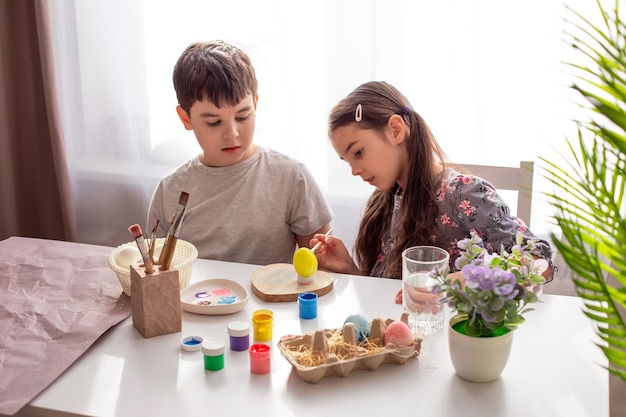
[180, 278, 249, 315]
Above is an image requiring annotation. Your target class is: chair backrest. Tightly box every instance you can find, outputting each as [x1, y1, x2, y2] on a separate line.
[457, 161, 534, 226]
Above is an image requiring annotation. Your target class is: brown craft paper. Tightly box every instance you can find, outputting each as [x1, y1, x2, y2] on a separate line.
[0, 236, 132, 416]
[130, 264, 182, 338]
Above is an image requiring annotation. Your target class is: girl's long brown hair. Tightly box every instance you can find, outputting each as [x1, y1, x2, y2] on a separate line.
[328, 81, 447, 278]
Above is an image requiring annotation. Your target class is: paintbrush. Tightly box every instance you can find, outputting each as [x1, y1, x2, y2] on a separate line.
[311, 228, 333, 254]
[148, 219, 160, 261]
[128, 224, 154, 274]
[158, 191, 190, 270]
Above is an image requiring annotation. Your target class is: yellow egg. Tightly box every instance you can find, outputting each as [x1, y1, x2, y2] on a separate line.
[293, 247, 318, 277]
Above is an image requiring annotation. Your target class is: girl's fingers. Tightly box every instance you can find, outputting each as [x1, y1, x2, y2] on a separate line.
[395, 289, 403, 304]
[402, 286, 442, 314]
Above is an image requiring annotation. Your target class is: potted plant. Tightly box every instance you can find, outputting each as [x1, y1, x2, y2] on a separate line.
[542, 0, 626, 381]
[436, 232, 547, 382]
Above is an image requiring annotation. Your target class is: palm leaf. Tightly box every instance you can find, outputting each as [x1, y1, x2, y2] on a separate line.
[542, 0, 626, 381]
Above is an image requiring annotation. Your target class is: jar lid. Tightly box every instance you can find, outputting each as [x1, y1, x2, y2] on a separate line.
[181, 335, 204, 352]
[228, 320, 251, 337]
[202, 338, 225, 356]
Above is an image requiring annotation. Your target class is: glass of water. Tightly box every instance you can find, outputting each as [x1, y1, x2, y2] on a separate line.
[402, 246, 449, 336]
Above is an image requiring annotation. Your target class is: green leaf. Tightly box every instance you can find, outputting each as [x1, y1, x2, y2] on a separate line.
[541, 0, 626, 382]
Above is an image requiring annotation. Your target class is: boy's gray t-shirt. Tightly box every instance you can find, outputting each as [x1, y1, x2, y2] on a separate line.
[147, 147, 333, 265]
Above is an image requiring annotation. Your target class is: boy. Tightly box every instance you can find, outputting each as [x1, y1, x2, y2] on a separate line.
[147, 40, 332, 265]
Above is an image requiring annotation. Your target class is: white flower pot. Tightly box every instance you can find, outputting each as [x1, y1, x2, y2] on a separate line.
[447, 315, 514, 383]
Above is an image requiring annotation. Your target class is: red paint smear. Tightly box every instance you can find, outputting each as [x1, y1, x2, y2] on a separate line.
[212, 288, 232, 296]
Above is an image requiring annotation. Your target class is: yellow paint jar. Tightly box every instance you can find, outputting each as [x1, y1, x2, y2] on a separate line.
[252, 309, 273, 341]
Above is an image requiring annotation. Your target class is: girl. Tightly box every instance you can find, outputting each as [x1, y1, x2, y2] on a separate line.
[311, 81, 554, 303]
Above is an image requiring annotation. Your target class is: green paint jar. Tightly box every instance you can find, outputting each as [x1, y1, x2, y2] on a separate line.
[202, 338, 225, 371]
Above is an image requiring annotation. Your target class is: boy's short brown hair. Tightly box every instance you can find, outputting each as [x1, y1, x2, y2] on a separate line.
[173, 40, 258, 113]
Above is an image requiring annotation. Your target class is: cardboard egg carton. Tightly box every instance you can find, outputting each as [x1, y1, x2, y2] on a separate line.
[277, 316, 421, 384]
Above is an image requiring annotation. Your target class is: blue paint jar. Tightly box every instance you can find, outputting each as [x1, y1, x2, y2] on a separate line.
[298, 292, 318, 319]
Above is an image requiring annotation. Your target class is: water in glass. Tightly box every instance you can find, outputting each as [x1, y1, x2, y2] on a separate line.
[403, 271, 444, 335]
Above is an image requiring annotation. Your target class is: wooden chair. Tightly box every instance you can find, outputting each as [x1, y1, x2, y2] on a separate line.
[457, 161, 535, 226]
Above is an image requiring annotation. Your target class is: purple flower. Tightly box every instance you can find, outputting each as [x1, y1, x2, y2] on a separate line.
[454, 256, 464, 271]
[491, 269, 516, 296]
[503, 288, 520, 301]
[440, 230, 545, 336]
[457, 234, 482, 249]
[463, 265, 494, 291]
[512, 244, 524, 256]
[483, 252, 499, 265]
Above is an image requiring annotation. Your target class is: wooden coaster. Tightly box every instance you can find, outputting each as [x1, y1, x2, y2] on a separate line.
[250, 263, 334, 302]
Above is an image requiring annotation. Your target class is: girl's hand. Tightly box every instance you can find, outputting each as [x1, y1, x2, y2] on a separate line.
[394, 287, 441, 314]
[310, 233, 362, 275]
[394, 271, 465, 305]
[395, 289, 403, 304]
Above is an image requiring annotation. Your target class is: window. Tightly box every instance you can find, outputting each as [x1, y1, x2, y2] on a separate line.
[49, 0, 587, 246]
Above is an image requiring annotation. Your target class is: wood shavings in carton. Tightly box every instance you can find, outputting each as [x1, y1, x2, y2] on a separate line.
[277, 317, 421, 384]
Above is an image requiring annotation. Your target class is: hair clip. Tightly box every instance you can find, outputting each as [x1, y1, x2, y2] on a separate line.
[355, 104, 363, 122]
[403, 105, 411, 116]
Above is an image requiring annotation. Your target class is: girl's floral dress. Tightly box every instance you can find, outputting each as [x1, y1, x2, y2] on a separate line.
[370, 168, 555, 281]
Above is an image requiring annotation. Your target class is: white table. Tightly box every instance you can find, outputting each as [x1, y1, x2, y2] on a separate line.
[15, 258, 608, 417]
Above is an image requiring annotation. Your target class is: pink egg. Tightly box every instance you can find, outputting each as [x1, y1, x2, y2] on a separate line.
[383, 321, 413, 347]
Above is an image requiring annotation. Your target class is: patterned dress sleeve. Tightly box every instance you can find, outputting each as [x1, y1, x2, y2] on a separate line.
[435, 170, 554, 280]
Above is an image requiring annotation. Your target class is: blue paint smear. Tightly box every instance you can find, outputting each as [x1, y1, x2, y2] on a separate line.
[216, 296, 237, 305]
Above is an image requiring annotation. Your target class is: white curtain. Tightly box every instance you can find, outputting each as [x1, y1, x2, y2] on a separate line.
[47, 0, 592, 248]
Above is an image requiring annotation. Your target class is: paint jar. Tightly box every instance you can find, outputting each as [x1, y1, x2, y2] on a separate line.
[181, 335, 204, 352]
[252, 309, 273, 341]
[228, 320, 250, 351]
[249, 343, 271, 374]
[298, 292, 318, 319]
[201, 338, 225, 371]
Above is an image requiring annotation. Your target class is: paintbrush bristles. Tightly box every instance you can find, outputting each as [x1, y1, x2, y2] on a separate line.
[128, 224, 143, 239]
[159, 191, 190, 270]
[148, 219, 160, 260]
[179, 191, 189, 206]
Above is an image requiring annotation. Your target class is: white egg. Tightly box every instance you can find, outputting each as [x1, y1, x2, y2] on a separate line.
[116, 246, 142, 269]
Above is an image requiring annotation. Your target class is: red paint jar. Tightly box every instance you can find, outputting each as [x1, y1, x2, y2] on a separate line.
[249, 343, 271, 374]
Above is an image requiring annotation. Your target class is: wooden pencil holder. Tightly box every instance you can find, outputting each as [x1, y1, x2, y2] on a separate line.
[130, 264, 182, 338]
